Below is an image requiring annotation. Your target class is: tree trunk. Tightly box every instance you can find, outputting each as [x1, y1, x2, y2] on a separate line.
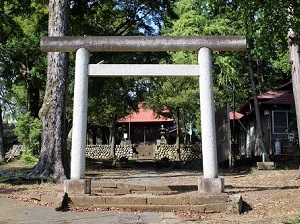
[175, 108, 180, 160]
[0, 101, 4, 161]
[288, 28, 300, 145]
[182, 116, 187, 144]
[257, 59, 265, 95]
[248, 49, 270, 161]
[27, 79, 40, 119]
[109, 125, 116, 158]
[110, 112, 118, 158]
[30, 0, 70, 183]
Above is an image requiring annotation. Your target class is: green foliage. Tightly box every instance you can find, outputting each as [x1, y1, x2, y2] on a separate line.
[15, 113, 42, 159]
[146, 76, 200, 143]
[207, 0, 292, 91]
[0, 1, 48, 120]
[20, 150, 39, 165]
[88, 77, 148, 127]
[1, 0, 297, 158]
[163, 0, 252, 111]
[152, 0, 251, 138]
[69, 1, 176, 142]
[282, 214, 300, 224]
[69, 0, 175, 36]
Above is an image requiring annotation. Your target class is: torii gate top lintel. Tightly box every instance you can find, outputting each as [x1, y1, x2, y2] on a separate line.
[41, 35, 247, 52]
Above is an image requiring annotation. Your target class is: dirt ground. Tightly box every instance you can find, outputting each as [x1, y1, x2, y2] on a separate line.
[1, 159, 300, 224]
[187, 169, 300, 223]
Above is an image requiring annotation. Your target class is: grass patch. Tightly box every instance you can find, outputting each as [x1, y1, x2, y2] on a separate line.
[0, 172, 31, 184]
[282, 215, 300, 224]
[0, 159, 34, 170]
[0, 159, 36, 185]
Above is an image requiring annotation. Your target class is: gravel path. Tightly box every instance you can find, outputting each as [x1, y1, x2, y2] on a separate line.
[0, 195, 185, 224]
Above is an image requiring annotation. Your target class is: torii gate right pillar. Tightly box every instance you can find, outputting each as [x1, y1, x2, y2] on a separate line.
[198, 47, 224, 193]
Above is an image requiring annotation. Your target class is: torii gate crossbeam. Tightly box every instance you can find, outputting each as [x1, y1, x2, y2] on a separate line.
[41, 36, 246, 52]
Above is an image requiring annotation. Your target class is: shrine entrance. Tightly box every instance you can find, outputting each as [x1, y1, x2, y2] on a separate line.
[41, 36, 247, 194]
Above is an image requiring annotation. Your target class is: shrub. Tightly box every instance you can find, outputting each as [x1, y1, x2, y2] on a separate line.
[15, 113, 42, 162]
[20, 150, 39, 165]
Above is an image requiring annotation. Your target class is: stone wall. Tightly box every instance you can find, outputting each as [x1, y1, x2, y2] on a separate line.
[4, 145, 25, 162]
[86, 145, 111, 159]
[180, 144, 202, 161]
[86, 145, 134, 159]
[86, 144, 201, 161]
[153, 144, 201, 161]
[153, 144, 178, 160]
[115, 145, 134, 159]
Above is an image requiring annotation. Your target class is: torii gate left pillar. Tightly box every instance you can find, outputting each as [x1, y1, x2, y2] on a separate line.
[41, 36, 247, 195]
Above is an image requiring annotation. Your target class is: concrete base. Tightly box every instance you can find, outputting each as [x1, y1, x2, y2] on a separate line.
[198, 177, 224, 194]
[66, 193, 242, 213]
[22, 181, 243, 214]
[257, 162, 275, 170]
[25, 193, 243, 213]
[64, 179, 91, 194]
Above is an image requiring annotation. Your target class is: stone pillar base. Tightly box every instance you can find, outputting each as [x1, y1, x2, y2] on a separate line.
[198, 177, 224, 194]
[64, 179, 91, 195]
[257, 162, 275, 170]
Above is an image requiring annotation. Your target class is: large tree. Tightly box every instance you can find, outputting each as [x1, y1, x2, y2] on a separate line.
[286, 2, 300, 148]
[0, 85, 4, 161]
[30, 0, 70, 182]
[162, 0, 251, 109]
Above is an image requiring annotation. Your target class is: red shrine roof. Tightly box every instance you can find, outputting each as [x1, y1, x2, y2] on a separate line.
[258, 89, 294, 105]
[118, 106, 174, 123]
[236, 81, 294, 119]
[229, 111, 244, 120]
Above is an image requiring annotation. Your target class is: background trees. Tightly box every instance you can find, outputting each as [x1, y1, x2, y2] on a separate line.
[0, 1, 48, 119]
[88, 76, 149, 156]
[146, 0, 297, 159]
[0, 0, 175, 175]
[1, 0, 299, 177]
[146, 76, 200, 148]
[145, 0, 248, 148]
[69, 1, 175, 157]
[0, 1, 48, 162]
[205, 0, 296, 157]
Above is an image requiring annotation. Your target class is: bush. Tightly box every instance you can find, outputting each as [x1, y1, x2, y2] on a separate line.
[21, 150, 39, 165]
[15, 113, 42, 162]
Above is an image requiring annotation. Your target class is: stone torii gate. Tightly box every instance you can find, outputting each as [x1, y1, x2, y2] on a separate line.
[41, 36, 247, 194]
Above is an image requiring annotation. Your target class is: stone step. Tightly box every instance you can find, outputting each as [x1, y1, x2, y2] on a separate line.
[26, 192, 243, 214]
[94, 188, 180, 195]
[94, 188, 132, 194]
[66, 194, 242, 213]
[69, 203, 235, 213]
[135, 146, 154, 158]
[91, 182, 198, 194]
[136, 149, 153, 154]
[135, 155, 153, 159]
